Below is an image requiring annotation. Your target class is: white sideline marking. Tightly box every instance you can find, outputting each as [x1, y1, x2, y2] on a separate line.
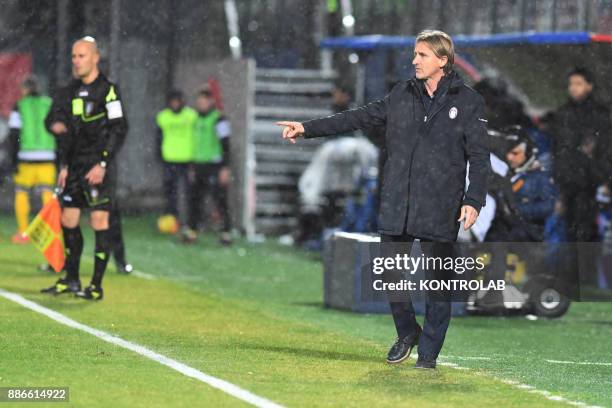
[441, 355, 491, 361]
[0, 288, 284, 408]
[546, 359, 612, 367]
[413, 355, 600, 407]
[489, 373, 600, 407]
[438, 362, 469, 370]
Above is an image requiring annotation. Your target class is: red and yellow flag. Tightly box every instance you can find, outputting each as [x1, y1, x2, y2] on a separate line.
[24, 197, 65, 273]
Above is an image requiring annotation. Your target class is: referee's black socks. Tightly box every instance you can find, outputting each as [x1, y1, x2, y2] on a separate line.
[92, 229, 111, 287]
[63, 226, 83, 282]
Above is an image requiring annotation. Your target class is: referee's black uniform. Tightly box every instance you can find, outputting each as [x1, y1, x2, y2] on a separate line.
[58, 74, 127, 208]
[45, 78, 131, 273]
[42, 72, 127, 299]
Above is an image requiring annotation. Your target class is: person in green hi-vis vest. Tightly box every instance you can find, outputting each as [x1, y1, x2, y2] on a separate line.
[8, 77, 56, 244]
[156, 90, 198, 227]
[185, 89, 232, 245]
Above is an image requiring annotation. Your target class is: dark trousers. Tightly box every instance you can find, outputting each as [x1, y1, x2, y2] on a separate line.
[163, 163, 190, 217]
[188, 163, 231, 232]
[381, 233, 453, 360]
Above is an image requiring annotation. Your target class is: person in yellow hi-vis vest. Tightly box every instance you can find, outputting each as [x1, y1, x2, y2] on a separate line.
[8, 77, 56, 244]
[155, 90, 198, 231]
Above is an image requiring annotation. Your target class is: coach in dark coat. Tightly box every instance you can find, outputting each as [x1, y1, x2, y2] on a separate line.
[278, 30, 490, 369]
[301, 70, 488, 241]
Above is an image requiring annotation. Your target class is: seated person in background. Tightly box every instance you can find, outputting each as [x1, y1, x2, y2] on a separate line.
[505, 126, 556, 232]
[480, 126, 556, 308]
[486, 126, 556, 242]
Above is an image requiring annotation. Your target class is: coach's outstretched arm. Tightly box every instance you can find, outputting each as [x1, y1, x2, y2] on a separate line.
[276, 94, 390, 143]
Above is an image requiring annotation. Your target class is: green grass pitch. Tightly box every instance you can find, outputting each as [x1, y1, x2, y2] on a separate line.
[1, 215, 611, 407]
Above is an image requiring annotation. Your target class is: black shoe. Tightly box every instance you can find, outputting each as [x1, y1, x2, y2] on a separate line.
[116, 262, 133, 274]
[415, 356, 437, 369]
[41, 278, 81, 295]
[386, 325, 422, 364]
[75, 285, 104, 301]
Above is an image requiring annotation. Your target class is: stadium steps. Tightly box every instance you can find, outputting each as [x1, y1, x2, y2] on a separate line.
[251, 68, 336, 235]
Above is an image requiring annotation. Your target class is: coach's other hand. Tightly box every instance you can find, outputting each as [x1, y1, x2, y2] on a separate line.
[276, 121, 305, 144]
[458, 205, 479, 230]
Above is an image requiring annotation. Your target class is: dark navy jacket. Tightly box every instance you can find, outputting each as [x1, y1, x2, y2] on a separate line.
[303, 71, 490, 242]
[513, 170, 556, 224]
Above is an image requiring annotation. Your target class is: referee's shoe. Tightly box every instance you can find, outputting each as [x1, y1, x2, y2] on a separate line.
[41, 278, 81, 295]
[76, 285, 104, 301]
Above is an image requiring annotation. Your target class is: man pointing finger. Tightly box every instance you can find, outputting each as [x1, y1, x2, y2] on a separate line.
[277, 30, 490, 369]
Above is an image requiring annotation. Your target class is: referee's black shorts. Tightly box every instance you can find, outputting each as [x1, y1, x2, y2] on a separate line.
[61, 162, 116, 211]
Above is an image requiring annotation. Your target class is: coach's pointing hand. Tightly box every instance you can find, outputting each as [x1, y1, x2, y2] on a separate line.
[276, 121, 305, 144]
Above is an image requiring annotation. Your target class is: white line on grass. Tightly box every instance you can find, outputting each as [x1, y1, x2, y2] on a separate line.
[498, 379, 602, 408]
[440, 355, 491, 361]
[0, 288, 284, 408]
[414, 356, 602, 407]
[546, 359, 612, 367]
